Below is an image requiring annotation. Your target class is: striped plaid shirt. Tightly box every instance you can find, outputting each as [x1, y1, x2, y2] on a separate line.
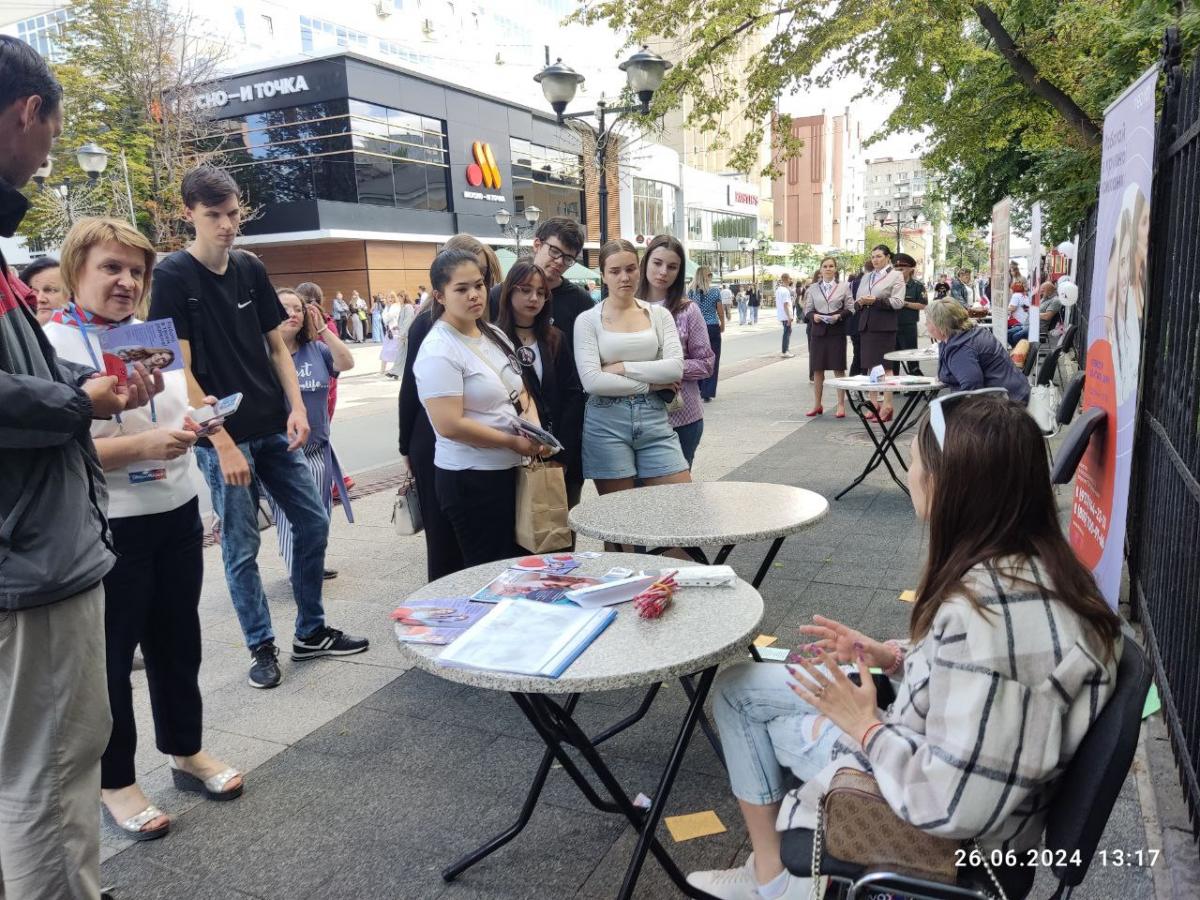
[779, 556, 1121, 852]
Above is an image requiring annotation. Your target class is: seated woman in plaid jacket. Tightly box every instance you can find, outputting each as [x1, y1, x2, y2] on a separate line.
[689, 392, 1123, 900]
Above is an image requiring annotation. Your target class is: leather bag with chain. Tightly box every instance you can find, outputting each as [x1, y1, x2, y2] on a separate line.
[817, 768, 961, 884]
[515, 459, 572, 553]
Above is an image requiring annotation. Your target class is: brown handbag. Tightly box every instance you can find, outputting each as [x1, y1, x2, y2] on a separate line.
[813, 768, 1008, 898]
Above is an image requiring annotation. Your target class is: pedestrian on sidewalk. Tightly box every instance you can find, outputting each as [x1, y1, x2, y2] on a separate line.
[400, 234, 504, 580]
[720, 281, 735, 320]
[855, 245, 905, 421]
[388, 290, 416, 378]
[415, 249, 553, 568]
[736, 284, 748, 326]
[688, 266, 724, 401]
[150, 165, 368, 690]
[893, 253, 928, 375]
[801, 256, 851, 417]
[349, 291, 366, 342]
[268, 288, 356, 583]
[846, 261, 870, 376]
[294, 282, 340, 422]
[0, 37, 166, 897]
[371, 294, 384, 343]
[775, 274, 795, 357]
[928, 299, 1029, 402]
[748, 285, 760, 324]
[686, 393, 1121, 900]
[331, 290, 349, 339]
[495, 260, 585, 497]
[641, 235, 714, 467]
[45, 217, 245, 844]
[575, 239, 690, 506]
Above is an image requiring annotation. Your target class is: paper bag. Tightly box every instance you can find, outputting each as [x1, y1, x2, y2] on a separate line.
[515, 461, 572, 553]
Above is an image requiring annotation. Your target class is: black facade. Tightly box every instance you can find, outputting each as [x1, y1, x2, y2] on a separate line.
[196, 53, 586, 242]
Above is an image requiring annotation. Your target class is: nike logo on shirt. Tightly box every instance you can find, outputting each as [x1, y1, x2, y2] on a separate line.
[237, 300, 252, 309]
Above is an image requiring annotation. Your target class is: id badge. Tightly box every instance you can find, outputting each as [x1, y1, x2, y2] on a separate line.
[129, 459, 168, 484]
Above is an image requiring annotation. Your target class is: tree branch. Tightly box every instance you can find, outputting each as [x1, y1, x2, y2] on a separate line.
[972, 3, 1101, 146]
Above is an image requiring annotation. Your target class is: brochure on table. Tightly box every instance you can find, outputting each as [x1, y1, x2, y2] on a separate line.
[391, 598, 493, 645]
[437, 599, 616, 677]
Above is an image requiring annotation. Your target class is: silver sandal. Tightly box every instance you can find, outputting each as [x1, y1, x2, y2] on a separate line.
[104, 804, 169, 841]
[169, 761, 244, 801]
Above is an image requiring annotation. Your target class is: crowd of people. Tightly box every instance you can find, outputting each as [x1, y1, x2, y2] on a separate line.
[0, 33, 1117, 900]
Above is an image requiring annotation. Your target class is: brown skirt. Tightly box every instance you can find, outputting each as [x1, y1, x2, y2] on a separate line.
[859, 330, 897, 371]
[809, 331, 848, 372]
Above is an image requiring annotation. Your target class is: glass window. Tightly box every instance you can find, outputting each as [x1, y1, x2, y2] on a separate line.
[392, 160, 427, 209]
[355, 154, 394, 206]
[632, 177, 675, 237]
[299, 16, 368, 53]
[16, 8, 71, 60]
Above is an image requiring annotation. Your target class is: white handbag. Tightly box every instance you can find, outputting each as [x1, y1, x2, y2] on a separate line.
[1028, 383, 1061, 435]
[391, 475, 424, 536]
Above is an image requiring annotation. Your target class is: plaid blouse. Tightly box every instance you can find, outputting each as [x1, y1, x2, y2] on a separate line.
[778, 556, 1121, 853]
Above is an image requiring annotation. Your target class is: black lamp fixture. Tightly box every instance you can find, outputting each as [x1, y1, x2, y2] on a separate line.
[32, 141, 111, 225]
[495, 204, 541, 252]
[534, 47, 671, 245]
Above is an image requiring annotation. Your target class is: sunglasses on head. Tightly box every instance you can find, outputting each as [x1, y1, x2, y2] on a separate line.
[928, 388, 1008, 449]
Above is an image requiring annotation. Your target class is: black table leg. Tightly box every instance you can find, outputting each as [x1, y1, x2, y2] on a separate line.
[591, 682, 662, 745]
[441, 693, 587, 881]
[679, 673, 725, 770]
[835, 392, 890, 499]
[749, 536, 786, 589]
[836, 390, 930, 499]
[713, 544, 735, 565]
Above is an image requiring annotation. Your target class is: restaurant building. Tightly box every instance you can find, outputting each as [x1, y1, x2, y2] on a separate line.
[198, 51, 594, 298]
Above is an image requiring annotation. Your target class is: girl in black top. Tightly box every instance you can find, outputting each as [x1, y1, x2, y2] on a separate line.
[494, 260, 585, 503]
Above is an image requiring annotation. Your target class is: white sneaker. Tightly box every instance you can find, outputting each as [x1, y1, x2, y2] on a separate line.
[774, 874, 827, 900]
[687, 853, 759, 900]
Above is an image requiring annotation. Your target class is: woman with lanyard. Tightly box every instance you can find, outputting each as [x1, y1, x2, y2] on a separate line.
[399, 234, 504, 580]
[855, 244, 906, 422]
[414, 248, 553, 569]
[267, 288, 356, 578]
[574, 239, 688, 500]
[44, 218, 242, 842]
[494, 259, 585, 504]
[639, 234, 714, 467]
[687, 265, 725, 401]
[802, 256, 852, 418]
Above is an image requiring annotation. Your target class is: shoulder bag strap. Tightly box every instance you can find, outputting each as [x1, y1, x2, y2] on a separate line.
[444, 323, 523, 414]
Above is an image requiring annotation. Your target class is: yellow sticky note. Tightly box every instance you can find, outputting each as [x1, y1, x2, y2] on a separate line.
[753, 634, 778, 647]
[665, 811, 726, 842]
[898, 590, 917, 604]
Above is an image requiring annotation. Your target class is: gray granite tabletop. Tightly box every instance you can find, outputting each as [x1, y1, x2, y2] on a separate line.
[567, 481, 829, 546]
[825, 376, 945, 394]
[392, 553, 764, 694]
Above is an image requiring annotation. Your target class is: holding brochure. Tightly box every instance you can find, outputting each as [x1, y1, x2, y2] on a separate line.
[505, 412, 563, 454]
[437, 599, 615, 678]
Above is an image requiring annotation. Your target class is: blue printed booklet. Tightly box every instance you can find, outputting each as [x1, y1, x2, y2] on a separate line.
[390, 598, 494, 646]
[98, 320, 184, 377]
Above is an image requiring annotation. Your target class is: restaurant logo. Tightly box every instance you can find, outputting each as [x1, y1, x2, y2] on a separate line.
[727, 185, 758, 208]
[467, 141, 502, 190]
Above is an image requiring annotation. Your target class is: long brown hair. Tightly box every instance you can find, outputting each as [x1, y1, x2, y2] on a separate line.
[637, 234, 689, 315]
[911, 395, 1120, 656]
[496, 260, 561, 360]
[276, 288, 315, 345]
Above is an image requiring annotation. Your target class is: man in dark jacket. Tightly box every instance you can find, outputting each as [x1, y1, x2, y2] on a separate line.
[0, 35, 161, 900]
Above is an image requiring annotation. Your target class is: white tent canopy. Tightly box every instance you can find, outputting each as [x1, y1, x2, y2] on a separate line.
[720, 263, 795, 282]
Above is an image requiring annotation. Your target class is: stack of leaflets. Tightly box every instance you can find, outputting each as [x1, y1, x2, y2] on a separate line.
[472, 569, 601, 605]
[510, 554, 581, 575]
[436, 599, 616, 677]
[98, 320, 184, 381]
[503, 412, 564, 453]
[391, 598, 493, 645]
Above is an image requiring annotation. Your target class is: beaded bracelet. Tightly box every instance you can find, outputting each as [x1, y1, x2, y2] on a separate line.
[881, 639, 906, 677]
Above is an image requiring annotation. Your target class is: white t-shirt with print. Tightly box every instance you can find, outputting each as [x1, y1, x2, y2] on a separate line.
[414, 321, 524, 471]
[775, 286, 793, 321]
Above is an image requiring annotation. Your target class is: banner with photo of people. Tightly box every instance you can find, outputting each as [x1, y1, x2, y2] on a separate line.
[1070, 64, 1157, 609]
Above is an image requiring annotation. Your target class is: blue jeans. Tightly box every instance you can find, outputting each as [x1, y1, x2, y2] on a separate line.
[738, 299, 748, 325]
[1008, 324, 1029, 347]
[673, 419, 704, 469]
[196, 434, 330, 649]
[713, 661, 842, 805]
[781, 320, 792, 354]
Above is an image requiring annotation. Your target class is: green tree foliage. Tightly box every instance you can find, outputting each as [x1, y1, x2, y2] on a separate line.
[577, 1, 1200, 238]
[19, 0, 226, 249]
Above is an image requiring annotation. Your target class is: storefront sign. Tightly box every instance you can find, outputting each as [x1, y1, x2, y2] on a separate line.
[1070, 65, 1157, 609]
[195, 75, 310, 110]
[989, 198, 1011, 346]
[462, 189, 506, 203]
[727, 186, 758, 210]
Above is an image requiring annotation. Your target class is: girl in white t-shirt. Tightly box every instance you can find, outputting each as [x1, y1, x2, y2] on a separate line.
[414, 248, 552, 569]
[45, 218, 241, 842]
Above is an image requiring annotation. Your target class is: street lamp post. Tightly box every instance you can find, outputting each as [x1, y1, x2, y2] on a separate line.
[873, 194, 923, 258]
[495, 204, 541, 254]
[32, 142, 110, 226]
[535, 47, 671, 248]
[739, 236, 770, 300]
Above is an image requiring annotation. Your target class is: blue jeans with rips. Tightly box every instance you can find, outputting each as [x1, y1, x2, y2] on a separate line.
[196, 433, 329, 649]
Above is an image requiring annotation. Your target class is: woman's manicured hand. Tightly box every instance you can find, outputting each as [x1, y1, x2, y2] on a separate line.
[797, 615, 895, 669]
[787, 650, 880, 746]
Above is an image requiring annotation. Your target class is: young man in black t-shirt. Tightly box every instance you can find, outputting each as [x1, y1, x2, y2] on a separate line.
[150, 167, 367, 689]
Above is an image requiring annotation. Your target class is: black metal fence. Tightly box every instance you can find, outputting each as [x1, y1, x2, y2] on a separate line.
[1127, 30, 1200, 836]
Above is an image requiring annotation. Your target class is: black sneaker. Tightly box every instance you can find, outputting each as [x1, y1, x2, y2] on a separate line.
[323, 568, 338, 580]
[292, 626, 369, 661]
[248, 641, 282, 689]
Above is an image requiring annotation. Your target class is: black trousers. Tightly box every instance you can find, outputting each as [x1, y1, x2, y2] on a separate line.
[102, 497, 204, 788]
[700, 323, 722, 399]
[849, 333, 863, 376]
[436, 466, 520, 570]
[410, 417, 465, 582]
[893, 323, 920, 375]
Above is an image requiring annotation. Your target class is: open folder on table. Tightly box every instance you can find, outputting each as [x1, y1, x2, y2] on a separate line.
[436, 598, 616, 677]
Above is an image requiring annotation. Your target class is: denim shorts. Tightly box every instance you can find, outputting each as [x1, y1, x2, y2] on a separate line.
[583, 394, 689, 480]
